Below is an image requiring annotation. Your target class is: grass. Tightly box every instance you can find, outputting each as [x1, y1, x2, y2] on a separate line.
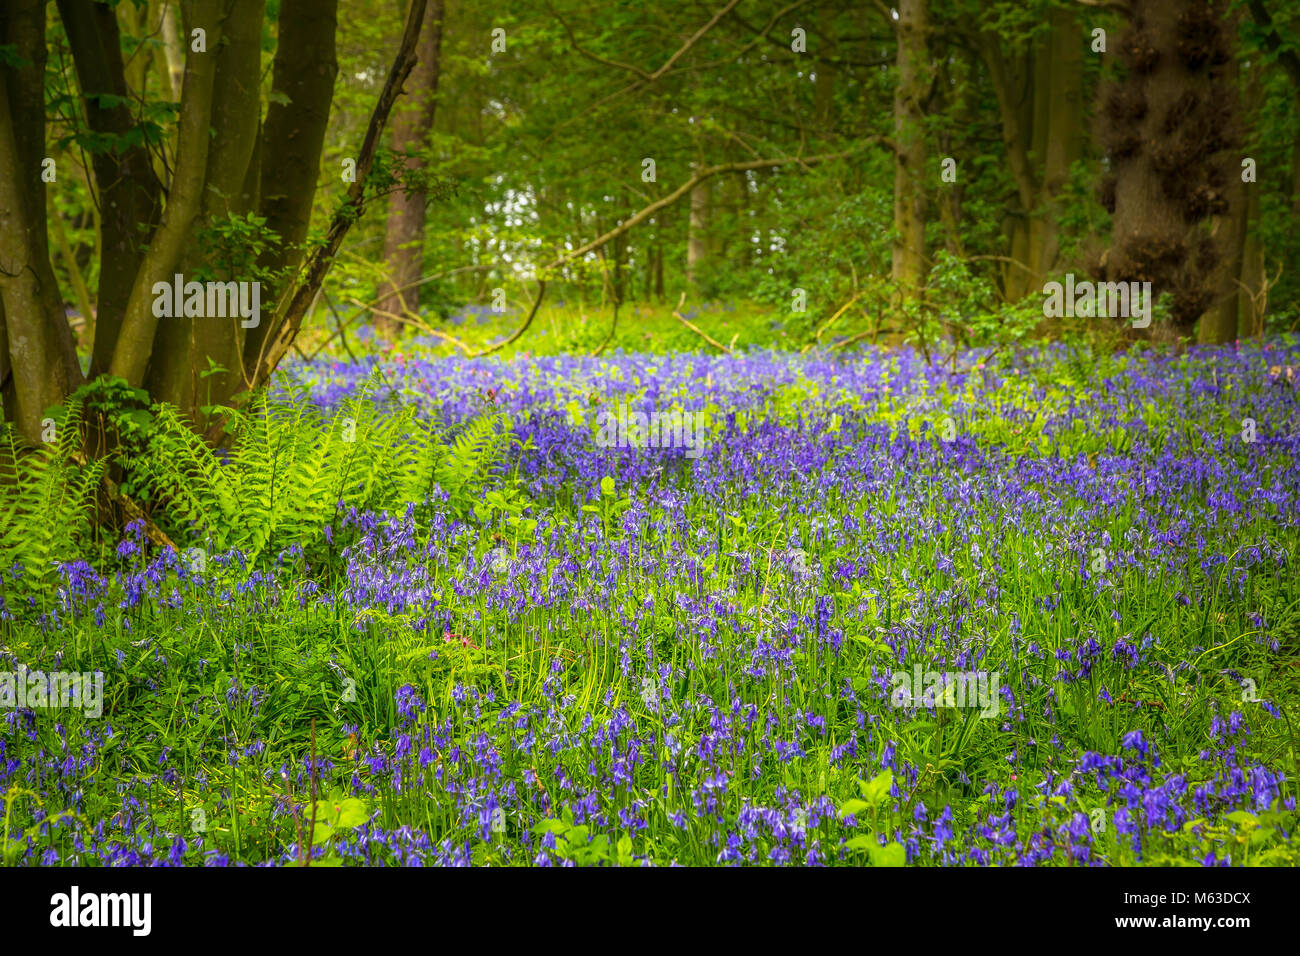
[1, 336, 1298, 866]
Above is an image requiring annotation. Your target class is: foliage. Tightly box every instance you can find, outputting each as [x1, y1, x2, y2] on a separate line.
[0, 400, 106, 590]
[1, 338, 1296, 867]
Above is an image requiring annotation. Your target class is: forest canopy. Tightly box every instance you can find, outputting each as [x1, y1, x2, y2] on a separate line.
[1, 0, 1297, 444]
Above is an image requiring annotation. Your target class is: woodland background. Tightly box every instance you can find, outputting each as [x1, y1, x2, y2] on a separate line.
[0, 0, 1298, 444]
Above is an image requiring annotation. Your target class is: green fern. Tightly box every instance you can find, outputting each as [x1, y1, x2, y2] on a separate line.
[0, 401, 106, 587]
[426, 413, 511, 511]
[124, 390, 514, 563]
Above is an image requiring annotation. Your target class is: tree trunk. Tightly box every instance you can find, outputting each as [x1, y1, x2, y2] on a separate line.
[1200, 50, 1251, 344]
[1038, 8, 1083, 285]
[1292, 94, 1300, 222]
[1238, 183, 1263, 336]
[1098, 0, 1240, 342]
[155, 0, 184, 101]
[107, 0, 223, 387]
[247, 0, 340, 373]
[56, 0, 164, 376]
[891, 0, 929, 297]
[148, 0, 265, 415]
[814, 4, 835, 129]
[0, 0, 83, 440]
[1236, 64, 1267, 337]
[687, 175, 711, 292]
[980, 9, 1081, 301]
[375, 0, 446, 332]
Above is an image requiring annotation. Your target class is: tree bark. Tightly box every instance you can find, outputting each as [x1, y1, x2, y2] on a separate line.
[56, 0, 164, 376]
[979, 9, 1081, 301]
[375, 0, 445, 332]
[247, 0, 340, 372]
[148, 0, 265, 415]
[108, 0, 223, 386]
[1200, 48, 1250, 344]
[239, 0, 428, 402]
[687, 175, 711, 292]
[1098, 0, 1240, 341]
[156, 0, 184, 101]
[0, 0, 83, 440]
[1038, 8, 1083, 287]
[891, 0, 929, 297]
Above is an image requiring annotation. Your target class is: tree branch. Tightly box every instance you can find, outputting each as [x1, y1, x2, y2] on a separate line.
[245, 0, 427, 393]
[472, 144, 891, 357]
[672, 292, 733, 354]
[467, 280, 547, 358]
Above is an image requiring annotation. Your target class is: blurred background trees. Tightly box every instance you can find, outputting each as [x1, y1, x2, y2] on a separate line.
[3, 0, 1299, 443]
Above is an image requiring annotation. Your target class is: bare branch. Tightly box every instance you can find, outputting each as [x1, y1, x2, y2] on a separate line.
[549, 3, 653, 81]
[673, 292, 733, 354]
[472, 143, 893, 356]
[467, 280, 547, 358]
[649, 0, 743, 81]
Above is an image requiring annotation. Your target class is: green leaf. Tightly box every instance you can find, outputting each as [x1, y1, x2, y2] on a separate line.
[859, 769, 894, 806]
[839, 799, 871, 819]
[868, 842, 906, 867]
[600, 475, 616, 497]
[333, 798, 369, 828]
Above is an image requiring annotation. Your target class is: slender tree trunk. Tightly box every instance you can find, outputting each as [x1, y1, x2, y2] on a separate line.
[1239, 183, 1263, 336]
[611, 227, 627, 305]
[375, 0, 445, 332]
[148, 0, 264, 415]
[57, 0, 164, 376]
[687, 175, 711, 292]
[154, 0, 184, 101]
[980, 12, 1080, 302]
[108, 0, 223, 386]
[1292, 94, 1300, 221]
[1236, 64, 1266, 337]
[891, 0, 929, 297]
[1038, 8, 1083, 284]
[48, 189, 96, 335]
[247, 0, 340, 373]
[653, 209, 665, 301]
[814, 4, 835, 129]
[0, 0, 83, 440]
[1201, 49, 1250, 344]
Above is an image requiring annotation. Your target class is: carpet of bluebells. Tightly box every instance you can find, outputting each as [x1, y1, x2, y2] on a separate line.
[3, 337, 1300, 866]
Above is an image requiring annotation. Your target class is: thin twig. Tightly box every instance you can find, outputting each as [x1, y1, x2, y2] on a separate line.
[672, 292, 733, 354]
[802, 293, 863, 353]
